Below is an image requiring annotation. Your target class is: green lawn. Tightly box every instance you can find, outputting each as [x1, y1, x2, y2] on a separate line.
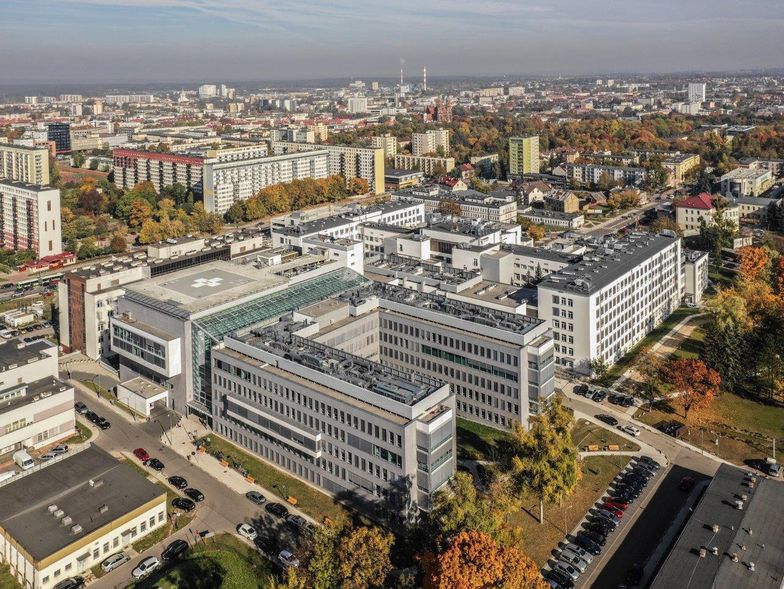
[456, 418, 516, 462]
[133, 534, 274, 589]
[200, 435, 350, 524]
[572, 419, 640, 452]
[79, 380, 140, 419]
[670, 319, 708, 360]
[0, 564, 21, 589]
[63, 420, 92, 445]
[506, 455, 630, 566]
[598, 307, 700, 385]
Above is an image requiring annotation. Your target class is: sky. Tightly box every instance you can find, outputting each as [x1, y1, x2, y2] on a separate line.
[1, 0, 783, 85]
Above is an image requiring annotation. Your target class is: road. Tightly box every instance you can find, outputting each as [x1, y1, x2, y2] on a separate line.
[68, 383, 299, 589]
[578, 199, 664, 237]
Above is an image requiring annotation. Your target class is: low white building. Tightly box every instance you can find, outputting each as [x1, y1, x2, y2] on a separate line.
[518, 208, 585, 229]
[720, 167, 774, 197]
[116, 376, 169, 417]
[674, 193, 740, 235]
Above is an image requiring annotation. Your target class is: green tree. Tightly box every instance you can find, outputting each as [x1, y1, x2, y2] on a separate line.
[510, 397, 581, 524]
[72, 152, 86, 168]
[225, 201, 247, 224]
[699, 204, 737, 267]
[88, 159, 100, 170]
[76, 236, 100, 260]
[589, 358, 609, 380]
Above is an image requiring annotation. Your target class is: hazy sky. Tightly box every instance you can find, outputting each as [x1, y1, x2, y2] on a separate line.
[2, 0, 783, 84]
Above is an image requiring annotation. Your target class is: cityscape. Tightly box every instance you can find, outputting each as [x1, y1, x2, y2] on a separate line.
[1, 2, 784, 589]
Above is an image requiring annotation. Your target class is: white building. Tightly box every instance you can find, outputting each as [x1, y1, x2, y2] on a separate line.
[688, 82, 706, 103]
[371, 134, 398, 159]
[412, 129, 450, 156]
[0, 339, 74, 458]
[682, 250, 709, 305]
[347, 96, 369, 114]
[720, 167, 774, 197]
[0, 182, 61, 257]
[674, 193, 740, 235]
[198, 84, 217, 98]
[536, 233, 682, 372]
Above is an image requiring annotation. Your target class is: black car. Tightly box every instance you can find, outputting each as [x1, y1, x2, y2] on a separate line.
[629, 466, 654, 479]
[145, 458, 165, 471]
[184, 488, 204, 502]
[579, 529, 607, 547]
[608, 394, 623, 405]
[574, 384, 589, 396]
[612, 485, 642, 499]
[167, 476, 188, 489]
[162, 539, 189, 561]
[635, 456, 661, 472]
[590, 513, 618, 530]
[620, 396, 634, 407]
[573, 533, 602, 555]
[584, 521, 612, 537]
[172, 497, 196, 512]
[591, 391, 607, 402]
[543, 569, 575, 589]
[619, 473, 648, 487]
[85, 411, 100, 424]
[254, 535, 278, 555]
[74, 401, 88, 414]
[97, 418, 111, 430]
[265, 502, 289, 518]
[611, 489, 640, 502]
[596, 414, 618, 427]
[52, 577, 85, 589]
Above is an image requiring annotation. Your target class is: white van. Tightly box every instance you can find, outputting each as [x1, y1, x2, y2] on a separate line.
[13, 450, 34, 470]
[0, 471, 17, 483]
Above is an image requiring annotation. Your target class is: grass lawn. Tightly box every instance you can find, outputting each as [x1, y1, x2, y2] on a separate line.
[635, 391, 784, 465]
[0, 564, 21, 589]
[669, 319, 708, 360]
[63, 420, 92, 445]
[506, 455, 630, 566]
[200, 435, 350, 525]
[598, 307, 700, 386]
[456, 418, 515, 462]
[79, 380, 140, 419]
[133, 534, 274, 589]
[572, 419, 640, 452]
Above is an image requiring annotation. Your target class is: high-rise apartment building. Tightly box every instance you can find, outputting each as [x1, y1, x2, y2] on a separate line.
[508, 136, 540, 177]
[412, 129, 450, 156]
[371, 134, 398, 159]
[0, 144, 50, 186]
[46, 123, 71, 153]
[198, 84, 218, 98]
[688, 82, 706, 103]
[0, 181, 62, 256]
[347, 96, 369, 114]
[112, 149, 205, 194]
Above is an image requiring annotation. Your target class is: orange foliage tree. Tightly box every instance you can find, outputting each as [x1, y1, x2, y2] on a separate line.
[665, 358, 721, 420]
[737, 246, 770, 283]
[422, 531, 547, 589]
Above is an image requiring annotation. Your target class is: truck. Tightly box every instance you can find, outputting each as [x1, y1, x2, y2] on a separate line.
[13, 450, 34, 470]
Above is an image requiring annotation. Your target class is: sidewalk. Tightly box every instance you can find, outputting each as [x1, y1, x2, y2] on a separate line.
[163, 417, 319, 526]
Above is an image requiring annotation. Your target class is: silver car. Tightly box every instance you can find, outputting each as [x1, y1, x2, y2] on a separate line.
[101, 552, 129, 573]
[564, 542, 593, 564]
[559, 550, 588, 574]
[553, 560, 580, 580]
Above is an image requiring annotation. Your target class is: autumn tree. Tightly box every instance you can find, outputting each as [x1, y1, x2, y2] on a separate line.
[737, 246, 770, 284]
[664, 358, 721, 420]
[422, 531, 547, 589]
[138, 219, 163, 244]
[337, 526, 394, 589]
[699, 205, 737, 265]
[510, 396, 580, 524]
[437, 198, 462, 216]
[348, 177, 370, 195]
[129, 199, 153, 229]
[109, 232, 127, 253]
[589, 358, 609, 380]
[527, 224, 545, 242]
[129, 181, 158, 206]
[635, 346, 664, 410]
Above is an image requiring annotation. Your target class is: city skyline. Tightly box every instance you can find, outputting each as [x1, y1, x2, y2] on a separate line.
[2, 0, 784, 84]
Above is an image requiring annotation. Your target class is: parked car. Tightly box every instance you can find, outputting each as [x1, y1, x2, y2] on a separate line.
[598, 504, 624, 518]
[52, 576, 85, 589]
[558, 551, 587, 574]
[237, 523, 258, 541]
[167, 475, 188, 489]
[131, 556, 160, 579]
[50, 445, 68, 455]
[583, 521, 612, 538]
[619, 424, 641, 437]
[612, 485, 642, 499]
[635, 456, 661, 472]
[246, 491, 266, 505]
[591, 391, 607, 403]
[172, 497, 196, 512]
[621, 396, 635, 407]
[658, 420, 686, 438]
[85, 411, 100, 424]
[590, 513, 618, 530]
[145, 458, 165, 471]
[74, 402, 88, 414]
[278, 549, 300, 568]
[574, 384, 589, 396]
[553, 560, 580, 581]
[133, 448, 150, 462]
[572, 534, 601, 556]
[596, 414, 618, 427]
[576, 530, 605, 550]
[543, 569, 575, 589]
[101, 552, 129, 573]
[40, 452, 58, 461]
[162, 539, 189, 561]
[97, 418, 111, 430]
[603, 499, 629, 511]
[619, 472, 648, 487]
[596, 509, 621, 524]
[286, 514, 308, 531]
[265, 502, 289, 518]
[184, 488, 205, 502]
[564, 543, 593, 563]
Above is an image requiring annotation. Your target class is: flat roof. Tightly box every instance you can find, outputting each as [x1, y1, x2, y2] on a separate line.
[0, 445, 165, 562]
[118, 376, 168, 399]
[0, 377, 72, 417]
[0, 180, 58, 193]
[0, 339, 54, 373]
[651, 464, 784, 589]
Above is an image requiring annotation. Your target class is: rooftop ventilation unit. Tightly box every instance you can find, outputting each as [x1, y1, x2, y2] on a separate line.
[53, 509, 65, 519]
[47, 504, 58, 513]
[99, 504, 109, 514]
[71, 524, 83, 535]
[61, 516, 73, 526]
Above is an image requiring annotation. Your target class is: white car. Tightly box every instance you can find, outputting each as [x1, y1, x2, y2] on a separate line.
[620, 424, 641, 437]
[131, 556, 160, 579]
[278, 549, 300, 568]
[101, 552, 129, 573]
[237, 523, 258, 541]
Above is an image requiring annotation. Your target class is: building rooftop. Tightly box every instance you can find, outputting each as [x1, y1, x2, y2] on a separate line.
[721, 167, 772, 180]
[425, 217, 515, 238]
[651, 464, 784, 589]
[0, 180, 58, 193]
[0, 339, 54, 373]
[538, 233, 679, 295]
[0, 445, 165, 562]
[674, 193, 716, 210]
[521, 208, 584, 220]
[385, 168, 423, 179]
[0, 377, 72, 417]
[277, 202, 419, 237]
[502, 244, 582, 264]
[118, 376, 168, 399]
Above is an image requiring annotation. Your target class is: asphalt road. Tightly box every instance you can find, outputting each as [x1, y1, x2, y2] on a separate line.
[69, 384, 300, 589]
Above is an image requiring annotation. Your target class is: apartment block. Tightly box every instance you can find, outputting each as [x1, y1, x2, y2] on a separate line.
[0, 181, 62, 257]
[371, 134, 398, 159]
[347, 97, 369, 114]
[112, 149, 205, 194]
[0, 144, 50, 186]
[0, 339, 74, 457]
[687, 82, 706, 103]
[509, 136, 540, 177]
[562, 162, 646, 187]
[271, 141, 385, 195]
[391, 185, 517, 223]
[537, 233, 682, 372]
[662, 153, 701, 186]
[46, 123, 71, 154]
[393, 154, 455, 175]
[412, 129, 450, 157]
[674, 193, 740, 234]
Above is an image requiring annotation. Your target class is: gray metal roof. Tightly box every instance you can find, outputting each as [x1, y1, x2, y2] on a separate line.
[0, 339, 54, 373]
[651, 464, 784, 589]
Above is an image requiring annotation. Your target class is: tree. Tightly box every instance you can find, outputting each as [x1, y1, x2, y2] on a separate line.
[348, 177, 370, 195]
[109, 232, 127, 253]
[88, 159, 100, 170]
[737, 246, 770, 284]
[635, 347, 664, 410]
[138, 219, 163, 244]
[596, 172, 618, 192]
[510, 397, 580, 524]
[76, 236, 100, 260]
[527, 224, 545, 242]
[203, 213, 223, 235]
[161, 183, 188, 206]
[437, 198, 462, 216]
[156, 198, 175, 222]
[130, 181, 158, 206]
[422, 531, 547, 589]
[589, 358, 609, 380]
[129, 199, 153, 229]
[664, 358, 721, 421]
[225, 201, 247, 224]
[72, 152, 86, 168]
[337, 526, 394, 589]
[699, 205, 737, 265]
[77, 189, 105, 216]
[650, 217, 683, 237]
